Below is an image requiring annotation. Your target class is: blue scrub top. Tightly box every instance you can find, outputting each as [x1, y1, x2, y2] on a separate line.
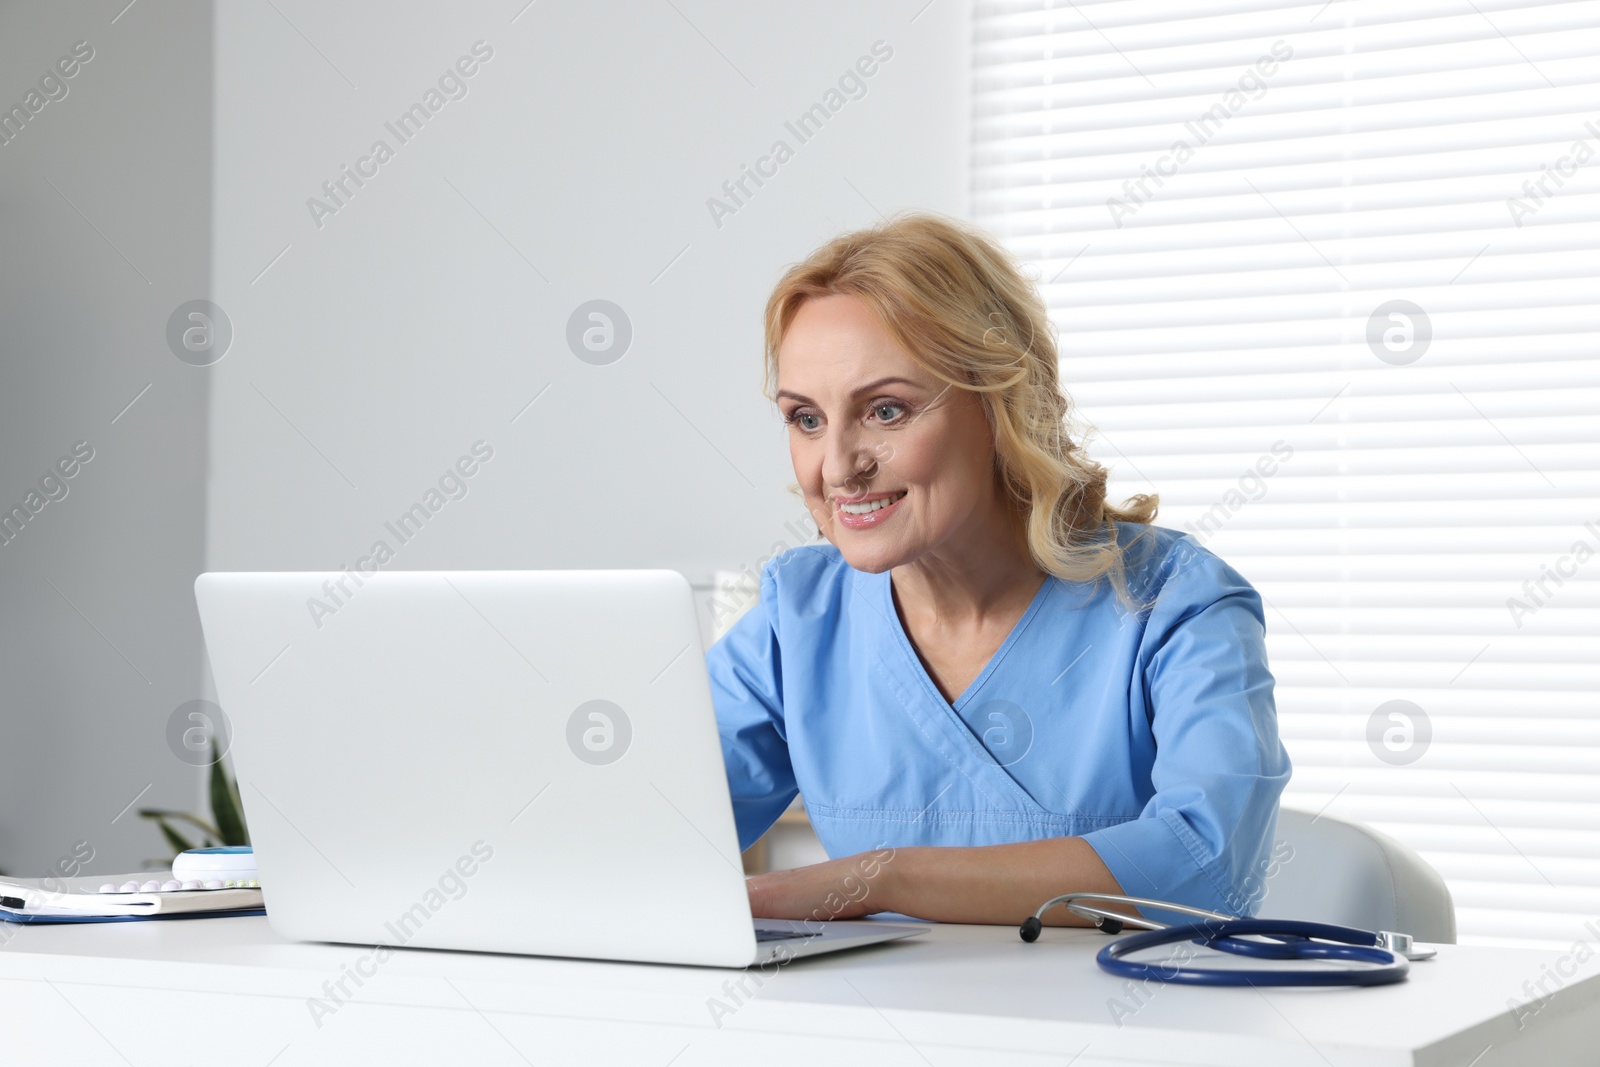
[705, 521, 1293, 918]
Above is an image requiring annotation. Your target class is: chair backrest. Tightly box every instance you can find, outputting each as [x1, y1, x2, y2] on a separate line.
[1260, 807, 1457, 944]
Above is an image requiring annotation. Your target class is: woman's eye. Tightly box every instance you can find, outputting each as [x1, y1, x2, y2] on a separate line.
[870, 402, 906, 423]
[790, 411, 821, 431]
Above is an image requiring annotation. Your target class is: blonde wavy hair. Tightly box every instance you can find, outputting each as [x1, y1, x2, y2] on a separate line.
[763, 211, 1161, 613]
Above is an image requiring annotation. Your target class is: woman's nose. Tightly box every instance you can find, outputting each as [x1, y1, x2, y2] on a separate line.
[822, 429, 880, 496]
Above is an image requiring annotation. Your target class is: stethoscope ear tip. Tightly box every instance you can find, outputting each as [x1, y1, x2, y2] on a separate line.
[1019, 916, 1043, 942]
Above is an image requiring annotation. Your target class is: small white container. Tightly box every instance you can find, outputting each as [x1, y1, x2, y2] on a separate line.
[171, 846, 257, 884]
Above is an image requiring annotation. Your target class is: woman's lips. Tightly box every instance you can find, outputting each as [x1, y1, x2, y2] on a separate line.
[835, 489, 907, 530]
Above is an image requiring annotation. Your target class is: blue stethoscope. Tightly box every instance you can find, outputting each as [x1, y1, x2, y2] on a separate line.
[1020, 893, 1435, 987]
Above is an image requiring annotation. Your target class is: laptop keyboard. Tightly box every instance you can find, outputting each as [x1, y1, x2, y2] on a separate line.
[754, 924, 823, 942]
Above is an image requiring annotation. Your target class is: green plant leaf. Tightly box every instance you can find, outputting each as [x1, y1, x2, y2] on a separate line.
[139, 809, 222, 840]
[229, 770, 249, 846]
[155, 818, 197, 856]
[210, 740, 249, 846]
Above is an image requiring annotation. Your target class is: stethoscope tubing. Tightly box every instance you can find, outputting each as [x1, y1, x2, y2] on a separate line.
[1095, 918, 1411, 987]
[1020, 893, 1419, 986]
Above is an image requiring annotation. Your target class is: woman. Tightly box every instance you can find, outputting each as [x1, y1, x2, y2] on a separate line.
[707, 213, 1291, 928]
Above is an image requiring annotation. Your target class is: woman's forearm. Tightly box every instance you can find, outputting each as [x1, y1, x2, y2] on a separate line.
[876, 837, 1126, 926]
[746, 836, 1132, 926]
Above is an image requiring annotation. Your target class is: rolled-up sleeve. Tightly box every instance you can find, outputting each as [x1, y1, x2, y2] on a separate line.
[1080, 554, 1292, 920]
[704, 563, 798, 852]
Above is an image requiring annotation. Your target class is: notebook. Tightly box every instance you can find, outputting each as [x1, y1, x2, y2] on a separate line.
[0, 872, 264, 924]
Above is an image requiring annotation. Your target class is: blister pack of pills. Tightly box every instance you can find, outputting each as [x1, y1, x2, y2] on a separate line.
[97, 877, 262, 894]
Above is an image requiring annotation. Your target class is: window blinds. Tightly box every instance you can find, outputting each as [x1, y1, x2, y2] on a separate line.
[973, 0, 1600, 949]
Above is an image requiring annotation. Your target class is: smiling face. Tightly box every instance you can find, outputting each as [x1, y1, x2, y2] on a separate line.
[775, 293, 1009, 574]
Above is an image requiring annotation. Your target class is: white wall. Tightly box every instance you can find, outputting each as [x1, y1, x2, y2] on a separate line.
[0, 2, 213, 875]
[205, 1, 970, 639]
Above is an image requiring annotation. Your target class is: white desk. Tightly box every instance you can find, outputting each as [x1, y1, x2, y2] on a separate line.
[1, 914, 1595, 1065]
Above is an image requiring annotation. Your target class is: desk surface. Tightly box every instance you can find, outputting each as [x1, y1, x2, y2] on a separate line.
[1, 914, 1595, 1066]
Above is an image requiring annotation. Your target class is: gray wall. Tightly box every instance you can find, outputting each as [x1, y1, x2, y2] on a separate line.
[0, 0, 967, 878]
[0, 1, 213, 875]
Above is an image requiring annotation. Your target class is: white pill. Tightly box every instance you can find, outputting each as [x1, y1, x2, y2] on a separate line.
[181, 879, 202, 890]
[161, 880, 181, 892]
[98, 884, 117, 894]
[202, 879, 223, 890]
[140, 880, 161, 892]
[119, 881, 140, 893]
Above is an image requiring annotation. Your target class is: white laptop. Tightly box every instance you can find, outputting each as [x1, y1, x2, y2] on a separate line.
[193, 569, 926, 967]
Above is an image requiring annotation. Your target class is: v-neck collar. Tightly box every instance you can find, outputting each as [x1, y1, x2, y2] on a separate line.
[880, 568, 1055, 713]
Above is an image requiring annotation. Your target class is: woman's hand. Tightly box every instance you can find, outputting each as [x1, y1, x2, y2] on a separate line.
[745, 848, 898, 921]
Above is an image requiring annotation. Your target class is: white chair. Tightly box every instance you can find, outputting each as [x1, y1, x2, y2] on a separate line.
[1261, 807, 1456, 944]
